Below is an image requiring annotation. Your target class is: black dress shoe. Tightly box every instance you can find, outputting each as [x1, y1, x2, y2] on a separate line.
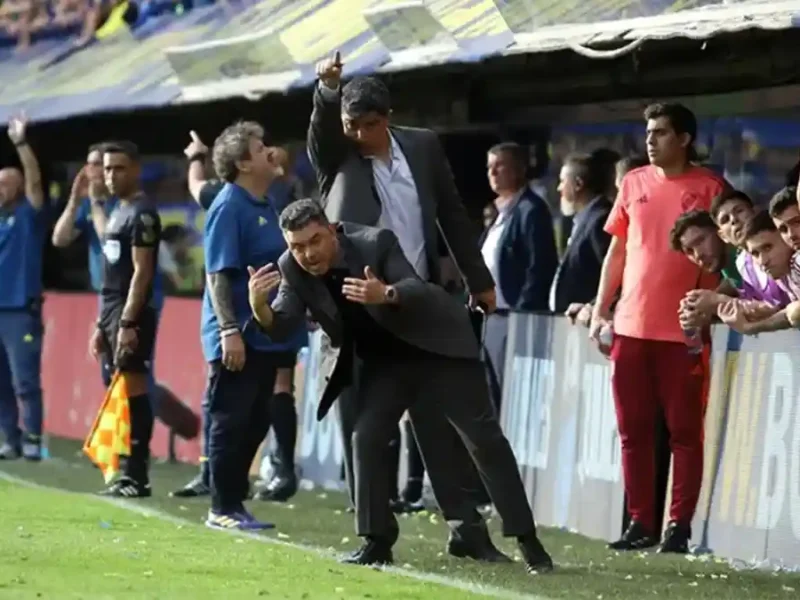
[341, 538, 394, 566]
[518, 534, 554, 574]
[657, 521, 690, 554]
[170, 476, 210, 498]
[447, 534, 512, 563]
[608, 520, 658, 551]
[253, 473, 298, 502]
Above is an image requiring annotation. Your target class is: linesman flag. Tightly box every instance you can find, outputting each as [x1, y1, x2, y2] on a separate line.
[83, 371, 131, 484]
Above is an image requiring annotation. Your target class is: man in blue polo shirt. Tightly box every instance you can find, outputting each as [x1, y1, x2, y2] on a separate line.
[172, 131, 306, 502]
[52, 144, 166, 390]
[202, 121, 306, 530]
[0, 115, 46, 461]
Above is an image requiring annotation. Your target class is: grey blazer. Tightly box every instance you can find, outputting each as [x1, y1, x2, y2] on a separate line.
[306, 84, 493, 293]
[261, 223, 480, 421]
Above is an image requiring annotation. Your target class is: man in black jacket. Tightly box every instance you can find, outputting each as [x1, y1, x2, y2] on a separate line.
[306, 51, 503, 558]
[248, 199, 553, 573]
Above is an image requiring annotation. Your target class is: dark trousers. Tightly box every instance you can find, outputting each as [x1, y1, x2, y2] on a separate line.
[351, 354, 536, 540]
[482, 312, 509, 413]
[611, 336, 706, 532]
[0, 310, 43, 446]
[207, 348, 279, 513]
[338, 362, 487, 541]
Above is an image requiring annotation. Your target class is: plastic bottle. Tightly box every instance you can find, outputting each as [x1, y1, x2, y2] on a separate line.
[683, 327, 703, 355]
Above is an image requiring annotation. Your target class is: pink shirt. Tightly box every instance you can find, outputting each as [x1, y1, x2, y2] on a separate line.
[605, 165, 725, 343]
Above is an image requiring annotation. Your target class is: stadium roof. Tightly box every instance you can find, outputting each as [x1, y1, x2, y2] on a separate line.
[0, 0, 798, 124]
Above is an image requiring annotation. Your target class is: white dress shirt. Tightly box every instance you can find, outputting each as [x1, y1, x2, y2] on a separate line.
[481, 198, 517, 310]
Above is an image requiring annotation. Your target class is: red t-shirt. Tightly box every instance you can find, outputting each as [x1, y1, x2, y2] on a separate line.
[605, 165, 725, 343]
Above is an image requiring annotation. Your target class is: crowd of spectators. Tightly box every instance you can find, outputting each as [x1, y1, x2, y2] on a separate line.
[0, 0, 211, 50]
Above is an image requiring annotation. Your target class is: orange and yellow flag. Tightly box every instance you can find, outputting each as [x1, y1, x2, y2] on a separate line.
[83, 372, 131, 484]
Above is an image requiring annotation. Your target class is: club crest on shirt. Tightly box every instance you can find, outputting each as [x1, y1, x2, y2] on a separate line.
[103, 239, 121, 264]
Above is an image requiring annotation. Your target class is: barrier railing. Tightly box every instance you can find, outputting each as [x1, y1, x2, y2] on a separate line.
[41, 293, 799, 567]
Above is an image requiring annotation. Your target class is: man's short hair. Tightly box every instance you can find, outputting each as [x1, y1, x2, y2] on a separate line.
[488, 142, 528, 177]
[768, 186, 798, 219]
[341, 76, 390, 118]
[279, 198, 330, 232]
[88, 142, 107, 155]
[669, 209, 716, 252]
[709, 189, 753, 222]
[103, 140, 139, 162]
[563, 151, 605, 196]
[743, 209, 778, 241]
[643, 103, 697, 145]
[616, 155, 649, 178]
[212, 121, 268, 183]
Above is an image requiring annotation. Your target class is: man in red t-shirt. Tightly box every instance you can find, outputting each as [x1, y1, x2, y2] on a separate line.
[590, 103, 725, 554]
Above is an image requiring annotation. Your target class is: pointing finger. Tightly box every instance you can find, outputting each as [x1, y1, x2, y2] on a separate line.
[190, 130, 202, 143]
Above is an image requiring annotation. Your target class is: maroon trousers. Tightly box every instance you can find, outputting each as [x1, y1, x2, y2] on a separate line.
[611, 335, 707, 535]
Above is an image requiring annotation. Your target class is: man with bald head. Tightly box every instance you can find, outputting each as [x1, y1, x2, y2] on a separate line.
[0, 115, 46, 461]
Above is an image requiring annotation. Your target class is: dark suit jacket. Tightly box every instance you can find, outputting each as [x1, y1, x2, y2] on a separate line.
[479, 188, 558, 312]
[549, 196, 612, 313]
[261, 223, 480, 421]
[306, 84, 492, 292]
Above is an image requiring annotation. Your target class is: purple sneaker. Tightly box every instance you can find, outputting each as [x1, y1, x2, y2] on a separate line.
[206, 510, 275, 531]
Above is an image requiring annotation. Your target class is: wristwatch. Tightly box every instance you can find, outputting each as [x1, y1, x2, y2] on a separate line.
[119, 319, 137, 329]
[384, 285, 398, 304]
[188, 151, 207, 163]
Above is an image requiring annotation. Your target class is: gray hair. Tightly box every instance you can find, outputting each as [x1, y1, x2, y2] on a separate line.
[212, 121, 265, 183]
[279, 198, 330, 232]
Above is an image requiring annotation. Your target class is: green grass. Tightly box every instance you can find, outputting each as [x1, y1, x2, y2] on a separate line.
[0, 481, 484, 599]
[1, 437, 798, 599]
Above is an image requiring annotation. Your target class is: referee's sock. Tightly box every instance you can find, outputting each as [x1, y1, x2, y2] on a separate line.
[126, 393, 154, 485]
[270, 392, 296, 473]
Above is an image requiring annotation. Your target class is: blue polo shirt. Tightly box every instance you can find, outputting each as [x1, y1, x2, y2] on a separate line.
[0, 199, 46, 309]
[200, 182, 306, 362]
[74, 197, 165, 312]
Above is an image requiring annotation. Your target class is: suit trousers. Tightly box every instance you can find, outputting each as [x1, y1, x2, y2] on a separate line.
[351, 354, 536, 540]
[482, 312, 509, 413]
[337, 357, 487, 541]
[611, 335, 707, 534]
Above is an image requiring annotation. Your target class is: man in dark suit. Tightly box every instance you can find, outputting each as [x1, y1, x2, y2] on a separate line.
[550, 152, 613, 315]
[306, 52, 503, 557]
[480, 142, 558, 409]
[247, 200, 553, 572]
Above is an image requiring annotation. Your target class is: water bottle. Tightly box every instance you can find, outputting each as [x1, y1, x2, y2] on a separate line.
[683, 327, 703, 355]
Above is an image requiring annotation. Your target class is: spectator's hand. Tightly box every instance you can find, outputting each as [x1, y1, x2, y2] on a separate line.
[718, 300, 750, 334]
[683, 289, 722, 318]
[589, 308, 612, 357]
[7, 112, 27, 145]
[565, 303, 585, 324]
[316, 50, 343, 90]
[69, 166, 89, 202]
[576, 303, 593, 328]
[184, 130, 208, 159]
[740, 300, 777, 321]
[470, 288, 497, 314]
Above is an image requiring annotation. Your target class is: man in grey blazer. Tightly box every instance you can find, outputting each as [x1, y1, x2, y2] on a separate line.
[307, 51, 502, 555]
[247, 200, 552, 572]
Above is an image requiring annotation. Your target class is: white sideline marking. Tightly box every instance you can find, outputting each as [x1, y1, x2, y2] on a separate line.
[0, 470, 550, 600]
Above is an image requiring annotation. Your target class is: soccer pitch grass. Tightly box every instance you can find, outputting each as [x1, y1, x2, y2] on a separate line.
[0, 438, 798, 600]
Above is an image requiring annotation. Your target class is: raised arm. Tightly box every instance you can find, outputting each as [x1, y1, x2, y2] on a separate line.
[307, 51, 350, 197]
[52, 168, 89, 247]
[184, 131, 211, 204]
[7, 115, 44, 210]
